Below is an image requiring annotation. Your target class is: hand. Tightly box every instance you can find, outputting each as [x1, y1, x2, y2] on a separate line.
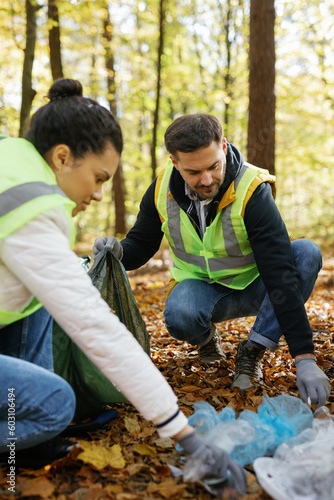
[93, 237, 123, 260]
[296, 358, 331, 407]
[177, 431, 247, 495]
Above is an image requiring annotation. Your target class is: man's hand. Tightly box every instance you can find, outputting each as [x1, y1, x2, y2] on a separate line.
[93, 237, 123, 260]
[177, 431, 247, 495]
[295, 357, 331, 407]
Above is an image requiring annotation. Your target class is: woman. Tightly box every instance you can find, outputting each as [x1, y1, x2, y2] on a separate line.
[0, 79, 245, 492]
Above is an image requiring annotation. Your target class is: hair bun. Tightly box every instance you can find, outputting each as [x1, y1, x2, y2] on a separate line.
[48, 78, 83, 101]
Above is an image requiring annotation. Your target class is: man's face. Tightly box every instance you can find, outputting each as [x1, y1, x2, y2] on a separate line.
[170, 139, 227, 200]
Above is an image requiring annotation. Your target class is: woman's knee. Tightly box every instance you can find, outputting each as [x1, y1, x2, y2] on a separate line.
[26, 370, 76, 434]
[56, 382, 76, 430]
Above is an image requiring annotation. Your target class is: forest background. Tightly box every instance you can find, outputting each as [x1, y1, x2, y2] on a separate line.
[0, 2, 333, 498]
[0, 0, 333, 257]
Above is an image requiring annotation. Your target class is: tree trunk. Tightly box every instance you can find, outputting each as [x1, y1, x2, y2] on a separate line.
[19, 0, 40, 138]
[218, 0, 233, 137]
[223, 0, 232, 136]
[247, 0, 276, 174]
[48, 0, 64, 80]
[102, 2, 127, 235]
[150, 0, 165, 181]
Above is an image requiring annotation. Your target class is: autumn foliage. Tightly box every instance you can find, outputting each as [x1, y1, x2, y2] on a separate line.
[0, 257, 333, 500]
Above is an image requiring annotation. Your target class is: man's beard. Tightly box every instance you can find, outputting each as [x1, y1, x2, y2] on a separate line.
[191, 181, 221, 201]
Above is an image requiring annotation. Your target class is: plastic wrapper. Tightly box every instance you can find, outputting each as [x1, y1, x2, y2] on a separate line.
[53, 246, 150, 419]
[254, 419, 334, 500]
[187, 394, 313, 465]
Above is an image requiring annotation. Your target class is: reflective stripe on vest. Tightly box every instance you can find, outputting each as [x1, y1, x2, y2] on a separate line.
[156, 161, 276, 289]
[0, 182, 67, 217]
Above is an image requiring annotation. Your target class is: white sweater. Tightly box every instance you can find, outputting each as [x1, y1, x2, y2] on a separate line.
[0, 206, 187, 437]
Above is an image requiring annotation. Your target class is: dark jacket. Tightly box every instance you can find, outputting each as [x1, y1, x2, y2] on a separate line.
[121, 143, 315, 358]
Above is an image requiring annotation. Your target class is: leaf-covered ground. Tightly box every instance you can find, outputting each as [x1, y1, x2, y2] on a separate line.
[1, 256, 333, 500]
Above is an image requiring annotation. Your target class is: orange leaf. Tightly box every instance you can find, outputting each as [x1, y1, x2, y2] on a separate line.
[20, 477, 55, 498]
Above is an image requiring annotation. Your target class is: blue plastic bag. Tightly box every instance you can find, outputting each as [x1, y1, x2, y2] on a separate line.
[188, 400, 236, 433]
[188, 395, 313, 465]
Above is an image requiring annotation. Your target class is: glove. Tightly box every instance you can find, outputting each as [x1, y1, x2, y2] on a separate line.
[177, 431, 247, 495]
[93, 237, 123, 260]
[296, 357, 331, 407]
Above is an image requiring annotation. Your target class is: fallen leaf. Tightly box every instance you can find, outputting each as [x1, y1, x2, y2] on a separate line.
[77, 441, 125, 470]
[248, 395, 263, 406]
[147, 479, 188, 499]
[179, 385, 201, 393]
[20, 477, 55, 498]
[133, 443, 156, 456]
[124, 416, 141, 434]
[155, 464, 171, 477]
[115, 493, 139, 500]
[104, 483, 124, 494]
[154, 437, 174, 449]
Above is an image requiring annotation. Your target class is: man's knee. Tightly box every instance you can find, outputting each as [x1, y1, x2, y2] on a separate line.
[165, 284, 199, 332]
[292, 239, 322, 273]
[164, 304, 194, 340]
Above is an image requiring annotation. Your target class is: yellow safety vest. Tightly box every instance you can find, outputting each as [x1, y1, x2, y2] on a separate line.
[155, 160, 276, 290]
[0, 136, 76, 325]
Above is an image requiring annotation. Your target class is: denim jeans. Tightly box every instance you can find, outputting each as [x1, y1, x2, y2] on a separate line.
[0, 307, 75, 452]
[164, 239, 322, 348]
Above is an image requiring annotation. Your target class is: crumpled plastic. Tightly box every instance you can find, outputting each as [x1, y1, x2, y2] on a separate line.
[187, 394, 313, 466]
[253, 418, 334, 500]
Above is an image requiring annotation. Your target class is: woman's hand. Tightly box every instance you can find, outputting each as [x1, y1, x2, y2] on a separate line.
[176, 430, 247, 495]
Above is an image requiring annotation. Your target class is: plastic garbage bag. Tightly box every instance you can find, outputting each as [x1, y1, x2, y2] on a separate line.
[188, 401, 236, 433]
[187, 394, 313, 466]
[253, 419, 334, 500]
[53, 246, 150, 419]
[175, 402, 236, 451]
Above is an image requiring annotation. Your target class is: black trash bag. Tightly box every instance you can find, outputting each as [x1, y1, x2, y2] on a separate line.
[53, 246, 150, 419]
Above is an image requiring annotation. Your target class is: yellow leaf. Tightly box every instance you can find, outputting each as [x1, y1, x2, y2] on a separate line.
[133, 443, 156, 456]
[146, 281, 165, 288]
[77, 440, 125, 470]
[124, 416, 141, 433]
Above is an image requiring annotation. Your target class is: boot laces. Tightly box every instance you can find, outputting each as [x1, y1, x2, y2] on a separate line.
[235, 341, 264, 378]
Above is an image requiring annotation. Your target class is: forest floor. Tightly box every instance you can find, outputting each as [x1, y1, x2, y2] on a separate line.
[0, 254, 333, 500]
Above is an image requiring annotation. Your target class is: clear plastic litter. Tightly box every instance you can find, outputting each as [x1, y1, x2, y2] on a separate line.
[79, 254, 91, 272]
[187, 395, 313, 466]
[168, 463, 239, 498]
[253, 418, 334, 500]
[313, 405, 334, 421]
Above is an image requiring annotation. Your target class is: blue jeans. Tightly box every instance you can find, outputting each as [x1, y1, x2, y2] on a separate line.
[164, 239, 322, 349]
[0, 307, 75, 452]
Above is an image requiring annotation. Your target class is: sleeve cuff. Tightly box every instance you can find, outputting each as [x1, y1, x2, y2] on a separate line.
[154, 409, 188, 438]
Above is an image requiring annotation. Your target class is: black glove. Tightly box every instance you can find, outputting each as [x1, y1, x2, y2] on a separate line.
[178, 431, 247, 495]
[93, 237, 123, 260]
[296, 358, 331, 407]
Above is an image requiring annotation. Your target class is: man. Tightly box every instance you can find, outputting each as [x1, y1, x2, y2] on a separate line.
[94, 114, 331, 407]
